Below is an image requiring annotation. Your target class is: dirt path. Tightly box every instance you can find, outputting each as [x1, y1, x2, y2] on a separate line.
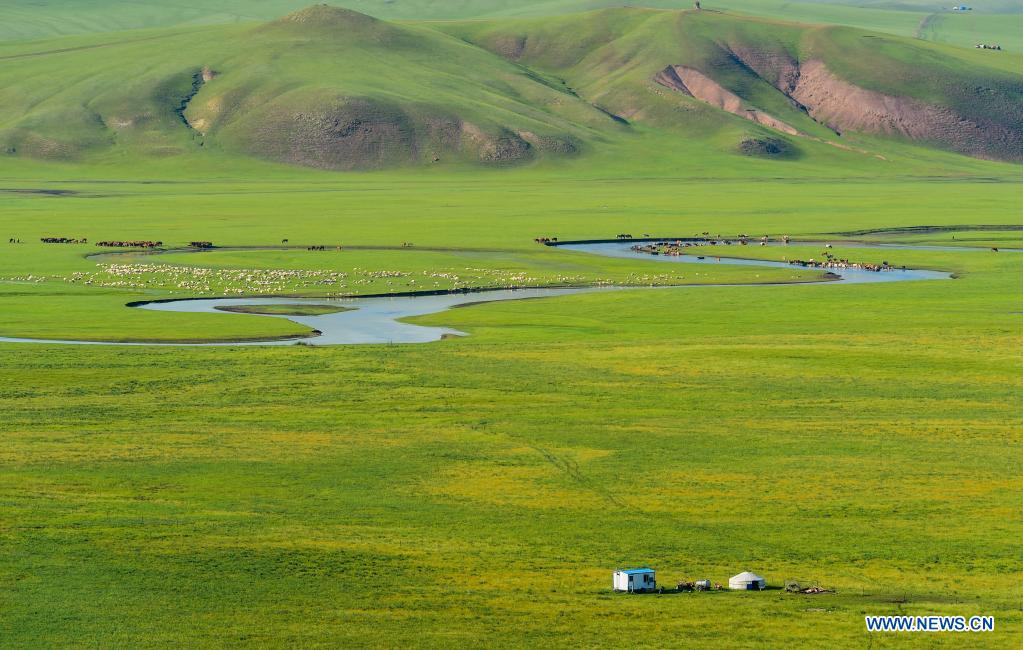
[915, 13, 939, 40]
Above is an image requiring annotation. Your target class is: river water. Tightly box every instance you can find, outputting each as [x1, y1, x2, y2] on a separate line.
[0, 240, 959, 346]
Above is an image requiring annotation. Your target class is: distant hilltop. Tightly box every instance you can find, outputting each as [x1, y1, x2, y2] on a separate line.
[2, 5, 1022, 170]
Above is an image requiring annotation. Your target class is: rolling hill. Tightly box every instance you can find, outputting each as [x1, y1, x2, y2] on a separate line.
[443, 8, 1023, 163]
[0, 6, 617, 169]
[1, 5, 1022, 171]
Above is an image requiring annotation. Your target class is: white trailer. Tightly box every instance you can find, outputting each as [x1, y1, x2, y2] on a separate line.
[613, 568, 656, 593]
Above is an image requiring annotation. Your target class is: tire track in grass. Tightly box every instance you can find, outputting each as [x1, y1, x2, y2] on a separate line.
[915, 14, 937, 40]
[0, 30, 193, 62]
[524, 442, 914, 593]
[530, 445, 627, 508]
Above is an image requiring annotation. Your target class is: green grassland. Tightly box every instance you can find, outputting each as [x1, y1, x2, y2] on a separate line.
[4, 0, 1023, 57]
[1, 2, 1023, 648]
[917, 11, 1023, 52]
[3, 1, 1021, 41]
[0, 1, 922, 40]
[2, 166, 1022, 646]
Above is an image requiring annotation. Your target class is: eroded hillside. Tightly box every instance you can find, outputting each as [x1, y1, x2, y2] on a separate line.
[1, 5, 1022, 170]
[444, 8, 1023, 163]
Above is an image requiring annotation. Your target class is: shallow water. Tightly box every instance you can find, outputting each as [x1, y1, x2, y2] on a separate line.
[563, 242, 951, 284]
[0, 241, 955, 347]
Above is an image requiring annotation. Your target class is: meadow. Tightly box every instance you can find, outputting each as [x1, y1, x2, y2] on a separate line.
[2, 2, 1023, 647]
[3, 0, 1023, 48]
[1, 161, 1022, 647]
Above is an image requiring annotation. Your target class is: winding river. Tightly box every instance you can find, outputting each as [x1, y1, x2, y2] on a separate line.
[0, 240, 971, 346]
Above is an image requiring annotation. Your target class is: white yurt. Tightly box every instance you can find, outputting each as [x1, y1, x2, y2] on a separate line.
[729, 571, 766, 591]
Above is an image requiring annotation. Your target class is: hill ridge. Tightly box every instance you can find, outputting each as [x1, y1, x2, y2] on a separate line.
[1, 6, 1021, 169]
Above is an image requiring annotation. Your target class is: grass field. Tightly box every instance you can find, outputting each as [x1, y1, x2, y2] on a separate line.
[4, 0, 1022, 53]
[1, 2, 1022, 648]
[0, 1, 925, 40]
[2, 165, 1022, 646]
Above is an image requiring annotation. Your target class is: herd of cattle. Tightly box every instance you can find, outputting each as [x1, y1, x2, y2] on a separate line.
[39, 237, 88, 244]
[96, 240, 164, 248]
[534, 233, 797, 248]
[35, 238, 218, 249]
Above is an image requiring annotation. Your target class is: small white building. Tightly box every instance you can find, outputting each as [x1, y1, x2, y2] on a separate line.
[729, 571, 766, 591]
[614, 568, 656, 593]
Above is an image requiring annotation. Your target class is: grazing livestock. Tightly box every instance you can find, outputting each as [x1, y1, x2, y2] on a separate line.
[787, 256, 893, 272]
[95, 240, 162, 248]
[632, 240, 899, 273]
[41, 237, 87, 244]
[189, 241, 214, 249]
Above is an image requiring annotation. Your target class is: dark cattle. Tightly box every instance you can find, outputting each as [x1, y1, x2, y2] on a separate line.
[96, 240, 163, 248]
[41, 237, 88, 244]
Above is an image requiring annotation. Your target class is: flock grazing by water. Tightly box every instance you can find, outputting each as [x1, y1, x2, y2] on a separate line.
[34, 238, 214, 248]
[37, 237, 165, 248]
[2, 232, 990, 298]
[627, 235, 912, 272]
[4, 262, 678, 296]
[94, 240, 164, 248]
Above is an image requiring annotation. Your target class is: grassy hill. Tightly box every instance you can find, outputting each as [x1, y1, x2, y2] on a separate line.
[2, 5, 1021, 172]
[0, 7, 621, 170]
[443, 8, 1023, 163]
